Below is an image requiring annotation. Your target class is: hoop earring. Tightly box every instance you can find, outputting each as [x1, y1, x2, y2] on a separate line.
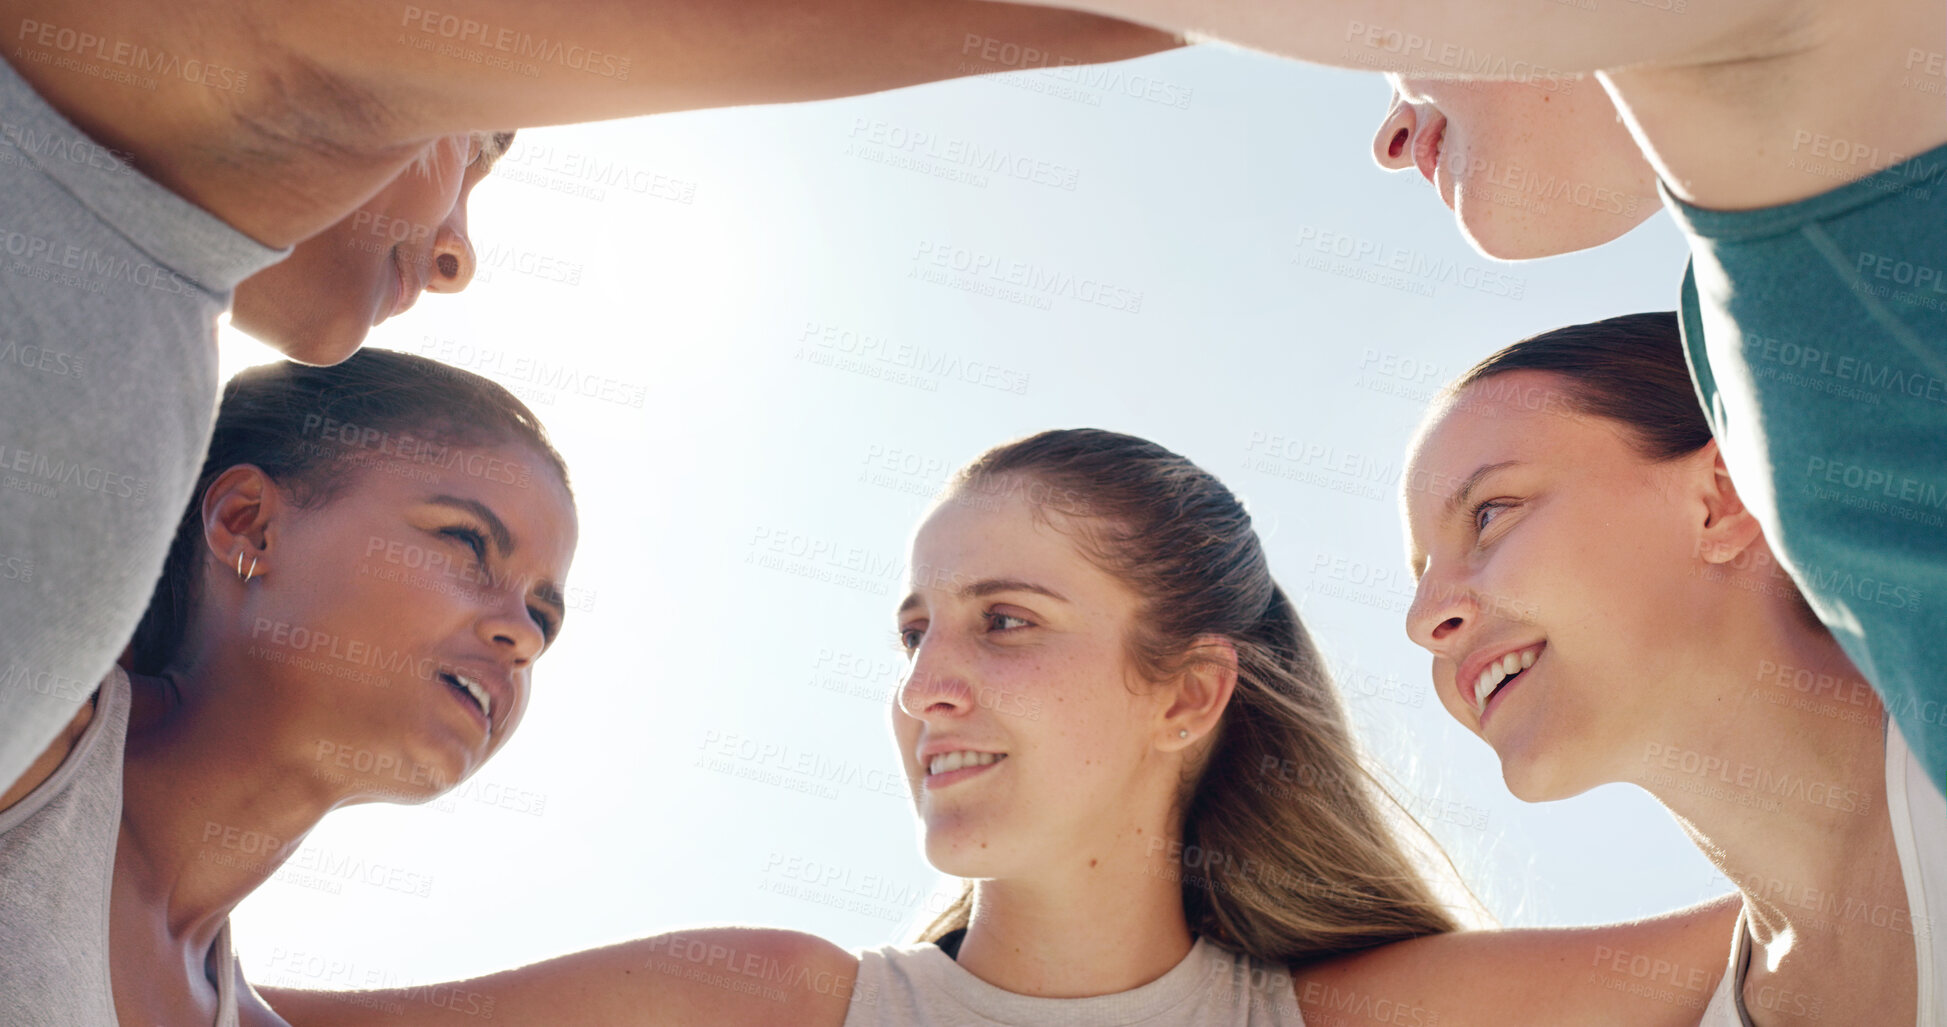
[236, 551, 259, 582]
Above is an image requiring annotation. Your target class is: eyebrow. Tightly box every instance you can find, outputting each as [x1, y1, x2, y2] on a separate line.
[1442, 461, 1523, 519]
[1407, 460, 1524, 580]
[474, 130, 516, 174]
[428, 494, 569, 630]
[896, 578, 1070, 617]
[429, 495, 514, 555]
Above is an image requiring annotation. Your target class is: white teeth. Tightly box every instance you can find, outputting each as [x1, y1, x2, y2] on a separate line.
[455, 673, 491, 718]
[928, 751, 1003, 776]
[1474, 669, 1498, 714]
[1472, 646, 1542, 716]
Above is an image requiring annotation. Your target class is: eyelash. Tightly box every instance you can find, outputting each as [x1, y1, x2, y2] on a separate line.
[1469, 499, 1512, 537]
[439, 526, 557, 643]
[895, 611, 1031, 655]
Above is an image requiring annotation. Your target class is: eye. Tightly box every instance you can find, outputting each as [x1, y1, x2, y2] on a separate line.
[527, 605, 557, 645]
[1470, 499, 1514, 538]
[986, 611, 1032, 633]
[440, 525, 490, 561]
[896, 624, 926, 656]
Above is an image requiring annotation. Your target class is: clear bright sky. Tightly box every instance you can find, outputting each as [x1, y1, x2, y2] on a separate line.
[219, 44, 1721, 992]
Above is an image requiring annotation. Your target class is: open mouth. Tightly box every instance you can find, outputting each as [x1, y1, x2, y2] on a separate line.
[439, 670, 492, 726]
[924, 750, 1007, 787]
[1472, 643, 1543, 718]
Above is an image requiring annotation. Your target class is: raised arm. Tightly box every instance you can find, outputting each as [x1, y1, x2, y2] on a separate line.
[0, 0, 1177, 246]
[1294, 894, 1741, 1027]
[1023, 0, 1801, 78]
[258, 927, 859, 1027]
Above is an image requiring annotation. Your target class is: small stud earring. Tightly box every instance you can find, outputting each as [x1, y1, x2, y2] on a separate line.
[1178, 728, 1190, 739]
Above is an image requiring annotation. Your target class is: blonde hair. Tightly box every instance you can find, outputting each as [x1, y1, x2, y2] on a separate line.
[915, 429, 1464, 962]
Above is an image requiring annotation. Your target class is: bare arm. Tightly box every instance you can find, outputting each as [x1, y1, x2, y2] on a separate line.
[1294, 893, 1740, 1027]
[1023, 0, 1801, 79]
[0, 0, 1176, 246]
[259, 927, 858, 1027]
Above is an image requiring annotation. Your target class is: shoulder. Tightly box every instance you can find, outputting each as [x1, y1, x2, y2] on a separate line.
[0, 686, 102, 816]
[1291, 895, 1741, 1027]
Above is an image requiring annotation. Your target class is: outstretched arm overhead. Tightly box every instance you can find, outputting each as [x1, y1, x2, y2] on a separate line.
[258, 927, 860, 1027]
[0, 0, 1178, 246]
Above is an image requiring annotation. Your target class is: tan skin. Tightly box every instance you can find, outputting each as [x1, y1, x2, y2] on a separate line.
[230, 132, 502, 366]
[1042, 0, 1942, 218]
[1397, 372, 1915, 1026]
[0, 0, 1175, 288]
[263, 476, 1737, 1027]
[2, 441, 577, 1027]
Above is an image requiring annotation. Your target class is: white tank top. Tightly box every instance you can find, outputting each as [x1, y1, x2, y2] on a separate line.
[1699, 720, 1945, 1026]
[844, 934, 1307, 1026]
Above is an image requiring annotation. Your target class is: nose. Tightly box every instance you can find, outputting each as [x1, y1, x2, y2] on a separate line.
[1372, 89, 1420, 172]
[896, 633, 976, 721]
[1405, 567, 1473, 654]
[425, 216, 476, 295]
[477, 590, 545, 668]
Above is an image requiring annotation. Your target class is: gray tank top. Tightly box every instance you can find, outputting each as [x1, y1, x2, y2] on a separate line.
[0, 52, 287, 789]
[0, 668, 249, 1027]
[845, 935, 1308, 1026]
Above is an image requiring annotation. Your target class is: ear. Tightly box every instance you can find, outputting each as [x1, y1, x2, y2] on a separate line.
[1159, 635, 1239, 751]
[1693, 441, 1764, 565]
[201, 465, 280, 582]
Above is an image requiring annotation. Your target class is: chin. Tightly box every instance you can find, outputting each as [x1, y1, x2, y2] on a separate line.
[1497, 751, 1598, 804]
[1457, 198, 1655, 261]
[233, 311, 373, 367]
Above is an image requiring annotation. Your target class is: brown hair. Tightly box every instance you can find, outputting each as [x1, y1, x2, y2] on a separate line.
[916, 429, 1464, 963]
[1450, 311, 1710, 460]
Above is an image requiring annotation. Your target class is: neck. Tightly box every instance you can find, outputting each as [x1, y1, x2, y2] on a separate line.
[117, 655, 344, 950]
[1631, 602, 1910, 1001]
[956, 822, 1195, 998]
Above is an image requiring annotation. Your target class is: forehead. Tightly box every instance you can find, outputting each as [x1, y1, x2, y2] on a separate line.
[904, 483, 1117, 605]
[1403, 372, 1598, 521]
[340, 440, 577, 565]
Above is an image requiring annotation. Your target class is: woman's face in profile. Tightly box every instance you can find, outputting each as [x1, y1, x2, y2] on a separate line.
[1400, 373, 1721, 801]
[1370, 75, 1660, 259]
[892, 480, 1175, 880]
[236, 439, 577, 797]
[231, 133, 496, 365]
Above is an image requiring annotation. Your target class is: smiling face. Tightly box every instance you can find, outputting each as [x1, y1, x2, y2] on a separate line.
[892, 483, 1186, 880]
[1371, 76, 1660, 259]
[1401, 372, 1733, 800]
[230, 133, 505, 365]
[214, 439, 576, 797]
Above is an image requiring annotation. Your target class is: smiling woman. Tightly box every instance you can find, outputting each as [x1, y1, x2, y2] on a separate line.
[1400, 313, 1945, 1026]
[0, 348, 578, 1027]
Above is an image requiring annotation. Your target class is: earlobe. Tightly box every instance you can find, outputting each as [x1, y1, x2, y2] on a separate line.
[1161, 635, 1240, 751]
[201, 465, 278, 581]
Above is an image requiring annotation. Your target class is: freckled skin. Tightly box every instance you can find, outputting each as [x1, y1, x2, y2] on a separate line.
[892, 486, 1185, 881]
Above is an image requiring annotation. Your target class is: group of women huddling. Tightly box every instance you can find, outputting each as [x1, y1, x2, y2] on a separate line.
[1, 0, 1942, 1023]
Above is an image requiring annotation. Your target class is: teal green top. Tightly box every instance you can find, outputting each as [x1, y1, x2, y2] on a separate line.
[1665, 142, 1947, 791]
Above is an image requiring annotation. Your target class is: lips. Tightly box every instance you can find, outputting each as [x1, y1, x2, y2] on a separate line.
[916, 743, 1008, 790]
[1458, 642, 1545, 723]
[381, 248, 423, 324]
[436, 664, 513, 740]
[1413, 115, 1446, 189]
